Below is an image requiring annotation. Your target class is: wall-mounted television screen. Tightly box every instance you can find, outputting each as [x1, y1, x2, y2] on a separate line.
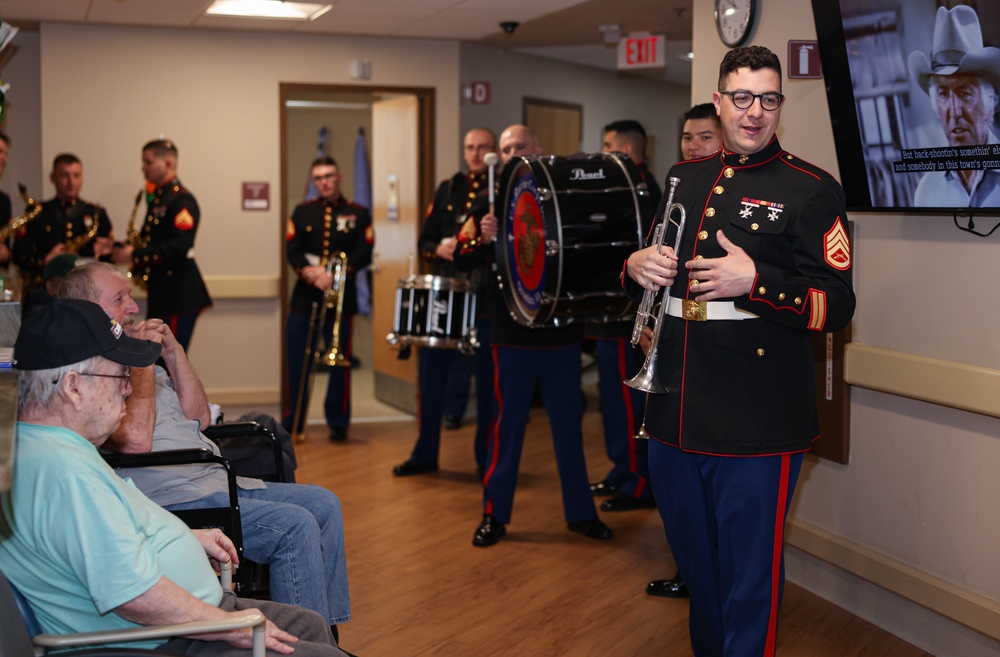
[811, 0, 1000, 213]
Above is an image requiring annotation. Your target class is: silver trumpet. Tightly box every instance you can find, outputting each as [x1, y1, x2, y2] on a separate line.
[625, 176, 686, 394]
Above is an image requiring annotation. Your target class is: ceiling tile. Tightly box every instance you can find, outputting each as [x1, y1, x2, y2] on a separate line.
[0, 0, 90, 22]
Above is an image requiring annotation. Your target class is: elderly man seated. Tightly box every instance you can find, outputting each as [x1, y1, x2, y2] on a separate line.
[58, 261, 350, 637]
[0, 299, 349, 656]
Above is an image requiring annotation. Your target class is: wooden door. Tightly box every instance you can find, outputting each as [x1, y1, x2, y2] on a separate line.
[371, 95, 420, 413]
[524, 98, 583, 155]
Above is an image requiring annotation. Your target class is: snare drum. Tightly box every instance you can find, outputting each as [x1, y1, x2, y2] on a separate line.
[386, 275, 478, 351]
[495, 152, 652, 327]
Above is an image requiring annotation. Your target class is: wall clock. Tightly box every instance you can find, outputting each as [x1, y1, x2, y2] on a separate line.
[715, 0, 756, 47]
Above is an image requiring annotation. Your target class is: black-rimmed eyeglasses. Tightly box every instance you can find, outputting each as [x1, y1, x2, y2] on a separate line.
[718, 90, 784, 111]
[76, 368, 132, 387]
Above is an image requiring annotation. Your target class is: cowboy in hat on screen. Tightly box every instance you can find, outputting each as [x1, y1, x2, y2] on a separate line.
[908, 4, 1000, 205]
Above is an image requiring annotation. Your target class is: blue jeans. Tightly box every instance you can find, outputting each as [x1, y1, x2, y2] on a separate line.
[165, 482, 350, 625]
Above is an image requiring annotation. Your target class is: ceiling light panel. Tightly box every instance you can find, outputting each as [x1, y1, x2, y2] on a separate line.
[205, 1, 333, 21]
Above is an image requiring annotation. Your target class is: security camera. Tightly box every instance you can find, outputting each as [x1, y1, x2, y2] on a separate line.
[500, 21, 520, 34]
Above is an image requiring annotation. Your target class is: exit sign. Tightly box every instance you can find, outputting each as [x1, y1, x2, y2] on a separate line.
[617, 33, 666, 70]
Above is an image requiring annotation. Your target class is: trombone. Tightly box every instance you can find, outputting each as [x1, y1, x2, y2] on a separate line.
[291, 251, 350, 442]
[624, 176, 686, 394]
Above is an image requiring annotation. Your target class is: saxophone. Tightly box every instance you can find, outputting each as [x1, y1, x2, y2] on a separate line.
[63, 204, 103, 254]
[124, 188, 147, 287]
[0, 184, 42, 242]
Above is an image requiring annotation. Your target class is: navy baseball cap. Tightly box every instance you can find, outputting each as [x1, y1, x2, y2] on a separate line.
[13, 299, 161, 370]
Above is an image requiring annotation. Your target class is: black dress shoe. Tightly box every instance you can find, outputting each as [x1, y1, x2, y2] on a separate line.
[567, 518, 614, 540]
[392, 460, 439, 477]
[329, 427, 348, 442]
[589, 481, 618, 496]
[600, 493, 656, 512]
[472, 514, 506, 547]
[443, 415, 463, 430]
[646, 574, 689, 598]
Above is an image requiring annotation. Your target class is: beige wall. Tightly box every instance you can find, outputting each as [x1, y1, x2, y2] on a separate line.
[691, 3, 1000, 654]
[38, 23, 461, 400]
[1, 28, 42, 201]
[459, 42, 690, 179]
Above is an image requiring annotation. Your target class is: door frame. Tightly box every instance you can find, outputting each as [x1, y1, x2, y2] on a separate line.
[278, 82, 436, 419]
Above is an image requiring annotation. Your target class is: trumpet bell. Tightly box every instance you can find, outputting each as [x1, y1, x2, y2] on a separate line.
[624, 358, 670, 394]
[321, 346, 350, 368]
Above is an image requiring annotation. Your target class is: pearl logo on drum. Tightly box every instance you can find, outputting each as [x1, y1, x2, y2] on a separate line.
[568, 168, 606, 181]
[429, 298, 448, 334]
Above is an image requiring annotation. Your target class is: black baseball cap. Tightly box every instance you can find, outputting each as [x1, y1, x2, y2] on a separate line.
[43, 254, 85, 282]
[13, 299, 161, 370]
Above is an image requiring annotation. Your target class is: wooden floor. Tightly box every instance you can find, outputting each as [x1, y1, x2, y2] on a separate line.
[292, 402, 930, 657]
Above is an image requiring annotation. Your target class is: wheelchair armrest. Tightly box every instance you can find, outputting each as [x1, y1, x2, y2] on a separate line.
[104, 448, 229, 472]
[203, 422, 285, 483]
[33, 610, 267, 657]
[104, 449, 239, 503]
[202, 422, 267, 439]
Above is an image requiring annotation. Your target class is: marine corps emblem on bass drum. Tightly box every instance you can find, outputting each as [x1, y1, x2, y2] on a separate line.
[495, 152, 653, 327]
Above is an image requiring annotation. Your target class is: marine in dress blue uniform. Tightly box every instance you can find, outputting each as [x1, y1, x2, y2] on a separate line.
[284, 156, 374, 441]
[0, 131, 10, 266]
[472, 124, 612, 547]
[13, 198, 112, 276]
[645, 102, 724, 599]
[0, 188, 10, 266]
[624, 48, 855, 656]
[590, 121, 662, 511]
[131, 178, 212, 350]
[392, 151, 493, 476]
[13, 154, 115, 294]
[393, 128, 496, 476]
[112, 140, 212, 351]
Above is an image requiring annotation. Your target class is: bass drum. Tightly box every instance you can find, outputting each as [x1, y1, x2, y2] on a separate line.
[495, 152, 652, 327]
[385, 275, 478, 352]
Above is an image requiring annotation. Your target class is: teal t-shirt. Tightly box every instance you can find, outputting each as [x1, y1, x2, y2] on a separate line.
[0, 422, 223, 648]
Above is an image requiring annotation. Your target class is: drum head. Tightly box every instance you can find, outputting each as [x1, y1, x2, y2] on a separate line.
[496, 156, 553, 326]
[496, 153, 647, 328]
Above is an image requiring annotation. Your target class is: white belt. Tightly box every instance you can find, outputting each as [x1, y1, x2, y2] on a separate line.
[665, 297, 758, 321]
